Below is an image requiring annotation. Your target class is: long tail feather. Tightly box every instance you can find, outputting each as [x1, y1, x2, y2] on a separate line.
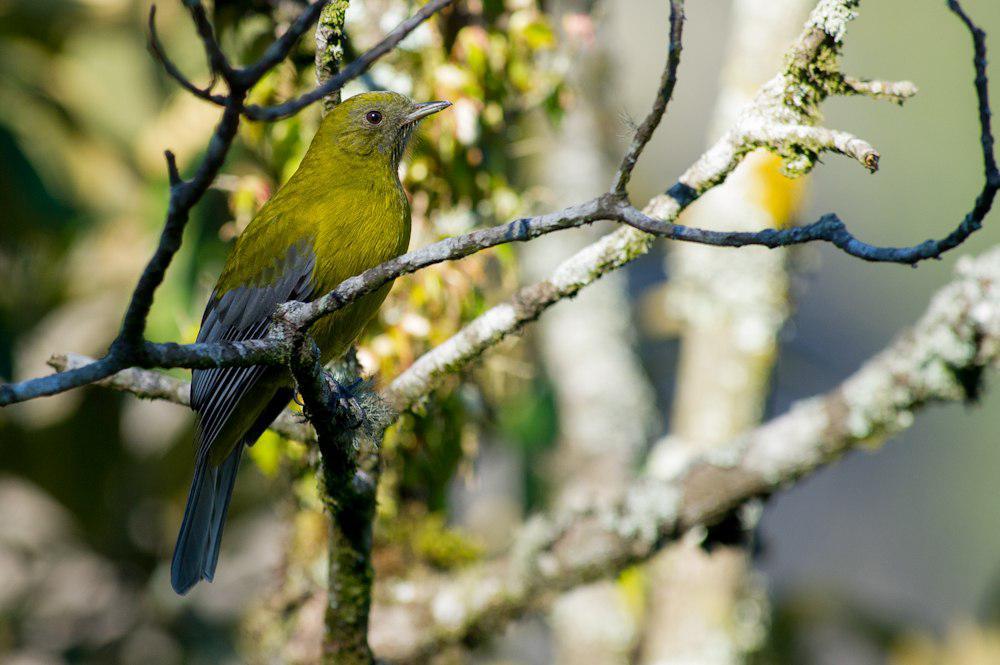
[170, 444, 243, 594]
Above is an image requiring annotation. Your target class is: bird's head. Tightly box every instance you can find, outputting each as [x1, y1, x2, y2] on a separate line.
[320, 91, 451, 168]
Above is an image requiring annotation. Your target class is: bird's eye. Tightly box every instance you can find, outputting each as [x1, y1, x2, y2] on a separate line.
[365, 110, 383, 125]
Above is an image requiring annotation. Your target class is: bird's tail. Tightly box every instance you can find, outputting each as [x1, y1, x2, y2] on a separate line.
[170, 444, 243, 595]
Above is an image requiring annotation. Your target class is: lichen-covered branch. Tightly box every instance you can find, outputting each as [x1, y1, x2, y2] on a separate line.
[641, 1, 814, 659]
[368, 245, 1000, 661]
[315, 0, 352, 112]
[840, 75, 918, 104]
[290, 340, 383, 664]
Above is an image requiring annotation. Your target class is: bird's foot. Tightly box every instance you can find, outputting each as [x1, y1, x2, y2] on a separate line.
[329, 376, 366, 430]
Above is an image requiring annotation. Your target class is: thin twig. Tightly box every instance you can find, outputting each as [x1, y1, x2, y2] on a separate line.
[236, 0, 332, 86]
[147, 6, 226, 106]
[611, 0, 686, 194]
[184, 0, 234, 81]
[47, 353, 314, 441]
[840, 75, 918, 104]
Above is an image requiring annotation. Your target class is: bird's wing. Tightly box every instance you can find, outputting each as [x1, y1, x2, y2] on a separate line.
[191, 241, 316, 463]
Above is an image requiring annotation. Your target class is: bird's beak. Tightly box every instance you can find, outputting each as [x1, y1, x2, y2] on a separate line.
[402, 100, 452, 125]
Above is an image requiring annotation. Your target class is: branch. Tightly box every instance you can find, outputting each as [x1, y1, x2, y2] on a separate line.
[46, 353, 314, 442]
[314, 0, 352, 112]
[840, 75, 918, 104]
[114, 99, 243, 351]
[236, 0, 331, 85]
[949, 0, 999, 183]
[368, 244, 1000, 661]
[611, 0, 685, 194]
[743, 122, 880, 172]
[183, 0, 235, 81]
[289, 339, 387, 662]
[147, 6, 227, 106]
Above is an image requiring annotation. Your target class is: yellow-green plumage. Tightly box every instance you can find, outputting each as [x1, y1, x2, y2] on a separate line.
[171, 91, 449, 595]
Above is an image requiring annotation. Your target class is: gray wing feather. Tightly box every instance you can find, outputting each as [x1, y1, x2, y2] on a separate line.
[191, 241, 316, 459]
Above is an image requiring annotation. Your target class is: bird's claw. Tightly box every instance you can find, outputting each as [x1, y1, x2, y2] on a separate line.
[329, 377, 365, 430]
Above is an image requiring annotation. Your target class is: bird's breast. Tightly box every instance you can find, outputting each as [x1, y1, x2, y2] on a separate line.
[307, 178, 411, 360]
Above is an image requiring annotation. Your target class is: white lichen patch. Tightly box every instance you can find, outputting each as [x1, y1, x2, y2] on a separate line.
[806, 0, 859, 42]
[426, 572, 506, 635]
[742, 398, 828, 483]
[646, 436, 698, 481]
[703, 436, 749, 469]
[550, 227, 651, 289]
[508, 514, 558, 579]
[390, 581, 417, 603]
[602, 481, 680, 545]
[430, 587, 467, 632]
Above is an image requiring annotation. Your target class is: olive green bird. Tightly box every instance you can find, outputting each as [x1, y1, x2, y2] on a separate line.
[171, 91, 450, 595]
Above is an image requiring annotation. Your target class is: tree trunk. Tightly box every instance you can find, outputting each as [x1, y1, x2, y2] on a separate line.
[639, 1, 813, 662]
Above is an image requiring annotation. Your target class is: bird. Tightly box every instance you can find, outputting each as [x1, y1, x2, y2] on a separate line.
[170, 91, 450, 595]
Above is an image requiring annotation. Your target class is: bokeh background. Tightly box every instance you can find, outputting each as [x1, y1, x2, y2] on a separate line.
[2, 0, 999, 663]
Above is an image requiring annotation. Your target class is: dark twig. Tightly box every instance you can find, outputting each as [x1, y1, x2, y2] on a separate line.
[164, 149, 182, 187]
[149, 0, 453, 123]
[0, 355, 128, 405]
[47, 352, 315, 441]
[147, 6, 226, 106]
[113, 99, 244, 352]
[183, 0, 234, 81]
[236, 0, 331, 86]
[611, 0, 685, 194]
[948, 0, 998, 182]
